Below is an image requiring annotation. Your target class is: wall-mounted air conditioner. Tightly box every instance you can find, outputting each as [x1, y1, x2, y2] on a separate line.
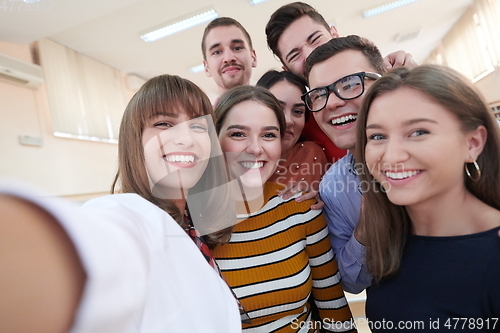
[0, 52, 44, 87]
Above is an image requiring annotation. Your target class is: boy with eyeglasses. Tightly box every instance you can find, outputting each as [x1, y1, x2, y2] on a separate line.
[265, 2, 416, 165]
[303, 35, 391, 294]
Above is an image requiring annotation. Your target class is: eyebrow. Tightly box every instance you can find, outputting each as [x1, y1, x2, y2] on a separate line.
[284, 31, 322, 63]
[366, 118, 439, 130]
[208, 39, 245, 53]
[226, 124, 280, 132]
[278, 99, 305, 108]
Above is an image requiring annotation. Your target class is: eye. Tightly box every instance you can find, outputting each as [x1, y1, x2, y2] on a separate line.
[289, 52, 300, 62]
[341, 82, 361, 91]
[154, 121, 174, 129]
[233, 46, 243, 51]
[368, 133, 386, 141]
[410, 129, 429, 137]
[310, 89, 327, 102]
[263, 132, 278, 139]
[229, 131, 245, 138]
[211, 50, 221, 56]
[311, 35, 322, 45]
[293, 108, 305, 116]
[190, 123, 208, 133]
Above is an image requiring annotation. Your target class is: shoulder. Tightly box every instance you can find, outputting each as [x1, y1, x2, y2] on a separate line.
[82, 194, 185, 239]
[290, 141, 325, 159]
[321, 153, 357, 179]
[261, 182, 320, 215]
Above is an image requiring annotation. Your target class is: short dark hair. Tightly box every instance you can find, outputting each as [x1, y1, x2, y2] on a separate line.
[201, 17, 253, 61]
[256, 70, 310, 121]
[305, 35, 386, 80]
[265, 2, 330, 62]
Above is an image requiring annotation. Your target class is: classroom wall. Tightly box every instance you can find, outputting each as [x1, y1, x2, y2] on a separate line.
[0, 40, 133, 198]
[475, 67, 500, 105]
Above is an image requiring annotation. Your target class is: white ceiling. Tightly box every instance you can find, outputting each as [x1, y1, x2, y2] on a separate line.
[0, 0, 473, 100]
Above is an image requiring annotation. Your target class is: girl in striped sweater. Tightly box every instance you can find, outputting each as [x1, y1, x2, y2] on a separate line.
[213, 85, 356, 333]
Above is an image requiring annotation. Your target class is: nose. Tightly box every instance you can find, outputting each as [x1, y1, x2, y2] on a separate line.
[245, 137, 263, 156]
[303, 45, 316, 61]
[223, 48, 236, 63]
[381, 138, 409, 166]
[172, 123, 194, 147]
[285, 112, 294, 128]
[324, 90, 347, 110]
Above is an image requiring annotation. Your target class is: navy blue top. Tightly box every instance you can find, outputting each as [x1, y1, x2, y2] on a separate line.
[366, 226, 500, 332]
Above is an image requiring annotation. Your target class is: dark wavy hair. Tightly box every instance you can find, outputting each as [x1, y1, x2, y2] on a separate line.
[305, 35, 385, 81]
[256, 69, 309, 122]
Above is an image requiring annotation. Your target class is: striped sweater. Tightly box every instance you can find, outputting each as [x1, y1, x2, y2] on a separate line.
[213, 182, 356, 332]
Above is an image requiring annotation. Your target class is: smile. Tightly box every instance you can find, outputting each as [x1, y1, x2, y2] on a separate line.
[239, 161, 264, 169]
[330, 114, 357, 126]
[384, 170, 421, 180]
[164, 154, 197, 164]
[222, 65, 242, 74]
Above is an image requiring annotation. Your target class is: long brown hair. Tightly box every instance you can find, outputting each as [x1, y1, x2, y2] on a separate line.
[112, 74, 234, 247]
[355, 65, 500, 281]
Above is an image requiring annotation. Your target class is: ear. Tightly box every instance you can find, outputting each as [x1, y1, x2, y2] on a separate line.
[330, 25, 340, 38]
[251, 49, 257, 68]
[282, 65, 290, 72]
[465, 125, 487, 162]
[203, 60, 212, 78]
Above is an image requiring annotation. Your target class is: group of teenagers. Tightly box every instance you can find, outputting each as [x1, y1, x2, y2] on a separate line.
[1, 2, 500, 333]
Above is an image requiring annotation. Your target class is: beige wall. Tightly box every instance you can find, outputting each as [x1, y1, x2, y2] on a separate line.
[475, 67, 500, 105]
[0, 40, 132, 198]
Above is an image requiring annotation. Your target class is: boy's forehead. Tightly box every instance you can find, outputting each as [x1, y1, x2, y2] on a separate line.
[278, 16, 329, 51]
[308, 50, 373, 86]
[206, 25, 249, 45]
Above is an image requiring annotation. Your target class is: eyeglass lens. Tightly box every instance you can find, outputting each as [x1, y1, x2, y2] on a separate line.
[306, 74, 364, 111]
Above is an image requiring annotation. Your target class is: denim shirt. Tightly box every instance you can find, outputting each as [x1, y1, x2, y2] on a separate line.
[319, 152, 373, 294]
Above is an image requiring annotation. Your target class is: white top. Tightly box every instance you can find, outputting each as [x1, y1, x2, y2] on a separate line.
[0, 180, 241, 333]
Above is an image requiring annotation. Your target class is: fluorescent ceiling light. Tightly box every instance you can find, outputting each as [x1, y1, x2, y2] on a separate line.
[363, 0, 419, 18]
[141, 8, 219, 42]
[24, 0, 43, 3]
[190, 64, 205, 73]
[249, 0, 270, 5]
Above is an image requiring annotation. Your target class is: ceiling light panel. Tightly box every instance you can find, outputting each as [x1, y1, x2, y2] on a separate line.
[248, 0, 270, 4]
[363, 0, 420, 18]
[190, 64, 205, 73]
[141, 8, 219, 42]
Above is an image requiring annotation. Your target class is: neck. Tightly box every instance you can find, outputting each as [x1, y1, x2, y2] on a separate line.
[281, 146, 292, 160]
[406, 187, 500, 237]
[232, 180, 265, 215]
[347, 145, 356, 157]
[172, 199, 186, 214]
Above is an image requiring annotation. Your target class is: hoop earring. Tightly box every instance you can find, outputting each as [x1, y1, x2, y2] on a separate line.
[465, 161, 481, 181]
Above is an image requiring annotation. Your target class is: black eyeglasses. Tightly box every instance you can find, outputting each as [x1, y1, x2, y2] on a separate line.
[301, 72, 381, 112]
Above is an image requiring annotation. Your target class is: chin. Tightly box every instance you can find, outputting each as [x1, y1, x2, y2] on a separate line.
[239, 174, 266, 190]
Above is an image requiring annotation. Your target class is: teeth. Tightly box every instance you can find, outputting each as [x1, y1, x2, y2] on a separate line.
[384, 170, 419, 180]
[240, 161, 264, 169]
[331, 114, 357, 126]
[165, 155, 195, 163]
